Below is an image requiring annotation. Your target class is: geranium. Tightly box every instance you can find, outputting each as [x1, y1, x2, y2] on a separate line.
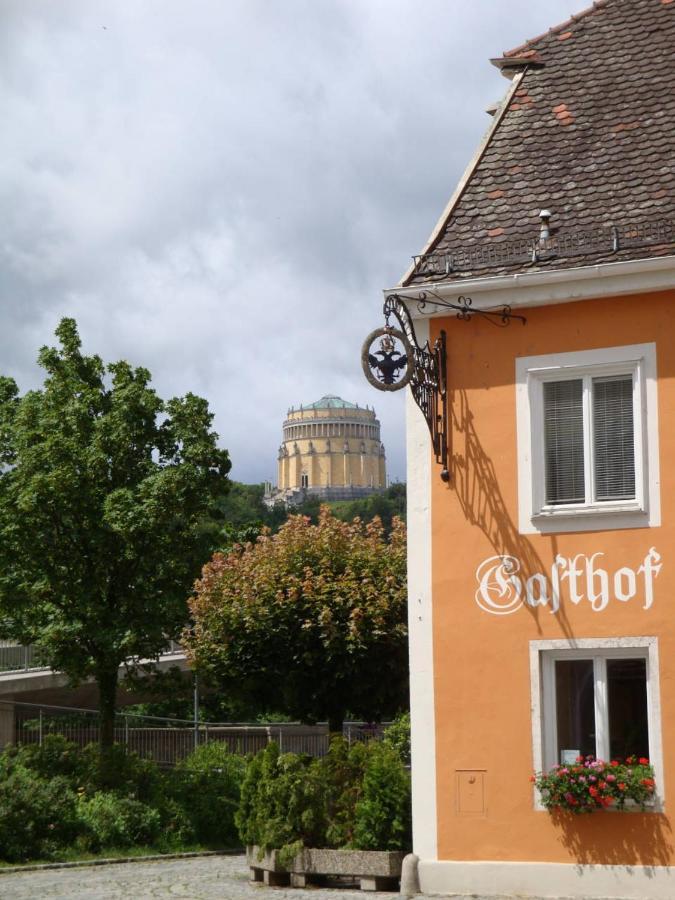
[532, 756, 656, 814]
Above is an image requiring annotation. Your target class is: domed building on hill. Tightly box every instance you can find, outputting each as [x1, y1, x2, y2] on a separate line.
[264, 395, 387, 507]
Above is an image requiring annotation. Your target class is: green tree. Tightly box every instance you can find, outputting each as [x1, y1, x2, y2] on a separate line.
[184, 507, 408, 733]
[0, 319, 231, 748]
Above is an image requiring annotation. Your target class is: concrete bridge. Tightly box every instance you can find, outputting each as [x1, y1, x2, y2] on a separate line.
[0, 641, 189, 707]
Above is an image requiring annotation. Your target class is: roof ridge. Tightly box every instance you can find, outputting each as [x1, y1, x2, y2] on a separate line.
[503, 0, 610, 58]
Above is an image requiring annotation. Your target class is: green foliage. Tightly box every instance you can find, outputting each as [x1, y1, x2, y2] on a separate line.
[77, 744, 164, 801]
[0, 734, 82, 781]
[353, 742, 412, 851]
[236, 743, 326, 856]
[383, 711, 411, 767]
[0, 738, 247, 861]
[236, 738, 411, 858]
[213, 481, 407, 548]
[327, 483, 407, 532]
[77, 793, 162, 851]
[323, 738, 369, 848]
[0, 319, 231, 745]
[186, 508, 408, 730]
[172, 742, 246, 845]
[0, 767, 79, 861]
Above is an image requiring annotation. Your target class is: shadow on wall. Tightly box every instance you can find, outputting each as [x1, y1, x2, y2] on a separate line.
[450, 387, 574, 639]
[551, 809, 673, 867]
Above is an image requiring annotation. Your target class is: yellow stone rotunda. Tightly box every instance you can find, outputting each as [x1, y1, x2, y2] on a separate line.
[264, 395, 387, 506]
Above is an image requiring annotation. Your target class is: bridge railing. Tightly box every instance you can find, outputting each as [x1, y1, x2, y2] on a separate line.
[0, 640, 183, 675]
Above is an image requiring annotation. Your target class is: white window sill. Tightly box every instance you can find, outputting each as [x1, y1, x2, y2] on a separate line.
[525, 505, 650, 535]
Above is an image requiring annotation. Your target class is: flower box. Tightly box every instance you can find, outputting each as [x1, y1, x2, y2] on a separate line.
[532, 755, 657, 814]
[246, 845, 404, 891]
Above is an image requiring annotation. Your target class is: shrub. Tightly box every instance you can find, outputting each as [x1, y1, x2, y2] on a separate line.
[323, 737, 369, 848]
[0, 767, 79, 861]
[78, 744, 163, 802]
[236, 738, 411, 858]
[352, 742, 411, 851]
[0, 735, 83, 782]
[172, 741, 245, 846]
[78, 792, 162, 850]
[383, 712, 411, 767]
[236, 742, 325, 855]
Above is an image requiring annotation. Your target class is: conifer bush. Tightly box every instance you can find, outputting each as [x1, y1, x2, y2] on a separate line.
[236, 737, 411, 858]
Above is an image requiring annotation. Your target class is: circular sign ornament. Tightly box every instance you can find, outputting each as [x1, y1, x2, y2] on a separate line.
[361, 326, 413, 391]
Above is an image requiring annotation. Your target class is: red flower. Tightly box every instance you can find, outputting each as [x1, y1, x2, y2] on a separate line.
[529, 775, 536, 783]
[610, 760, 619, 767]
[618, 783, 627, 791]
[589, 786, 599, 798]
[639, 757, 650, 765]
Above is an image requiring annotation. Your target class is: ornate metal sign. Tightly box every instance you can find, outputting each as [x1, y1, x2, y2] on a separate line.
[362, 327, 413, 390]
[361, 290, 526, 482]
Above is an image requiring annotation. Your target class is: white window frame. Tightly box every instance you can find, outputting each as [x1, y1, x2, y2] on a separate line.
[516, 343, 660, 534]
[529, 637, 664, 811]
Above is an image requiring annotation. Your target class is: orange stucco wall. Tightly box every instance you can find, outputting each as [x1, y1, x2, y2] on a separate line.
[430, 288, 675, 866]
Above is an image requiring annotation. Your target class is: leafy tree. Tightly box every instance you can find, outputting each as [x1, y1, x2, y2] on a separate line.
[0, 319, 231, 748]
[184, 507, 408, 733]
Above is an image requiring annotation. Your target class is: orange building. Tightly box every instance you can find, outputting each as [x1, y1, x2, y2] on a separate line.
[382, 1, 675, 897]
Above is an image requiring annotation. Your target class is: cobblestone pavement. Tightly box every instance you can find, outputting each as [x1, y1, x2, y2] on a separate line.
[0, 854, 401, 899]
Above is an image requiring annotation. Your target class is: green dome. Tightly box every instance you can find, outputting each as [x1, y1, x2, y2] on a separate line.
[305, 394, 358, 410]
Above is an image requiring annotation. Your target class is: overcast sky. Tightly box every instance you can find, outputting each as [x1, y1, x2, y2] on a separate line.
[2, 0, 590, 484]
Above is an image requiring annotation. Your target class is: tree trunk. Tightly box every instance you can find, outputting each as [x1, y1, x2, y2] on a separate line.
[97, 666, 118, 750]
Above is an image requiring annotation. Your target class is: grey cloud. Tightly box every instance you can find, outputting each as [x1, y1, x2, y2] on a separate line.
[1, 0, 591, 482]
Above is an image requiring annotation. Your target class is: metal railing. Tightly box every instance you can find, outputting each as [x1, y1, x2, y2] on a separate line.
[0, 640, 184, 676]
[0, 698, 387, 765]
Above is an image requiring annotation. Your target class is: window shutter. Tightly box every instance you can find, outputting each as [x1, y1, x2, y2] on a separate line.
[593, 375, 635, 500]
[543, 379, 585, 504]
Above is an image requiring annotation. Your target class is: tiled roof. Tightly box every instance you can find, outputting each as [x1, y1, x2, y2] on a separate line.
[405, 0, 675, 285]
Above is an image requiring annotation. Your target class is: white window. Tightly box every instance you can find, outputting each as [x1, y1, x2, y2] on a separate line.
[530, 638, 664, 809]
[516, 343, 660, 534]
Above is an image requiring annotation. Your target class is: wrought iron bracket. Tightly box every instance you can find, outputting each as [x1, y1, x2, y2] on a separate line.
[391, 289, 527, 327]
[380, 292, 526, 482]
[382, 295, 450, 481]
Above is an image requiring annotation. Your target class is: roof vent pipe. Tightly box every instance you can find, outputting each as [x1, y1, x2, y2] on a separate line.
[539, 209, 552, 242]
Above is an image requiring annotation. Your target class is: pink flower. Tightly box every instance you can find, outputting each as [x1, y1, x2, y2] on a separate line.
[605, 774, 616, 783]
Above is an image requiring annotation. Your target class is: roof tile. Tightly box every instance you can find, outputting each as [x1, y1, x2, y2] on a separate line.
[406, 0, 675, 283]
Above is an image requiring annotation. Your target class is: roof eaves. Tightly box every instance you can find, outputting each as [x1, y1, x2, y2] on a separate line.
[490, 53, 545, 79]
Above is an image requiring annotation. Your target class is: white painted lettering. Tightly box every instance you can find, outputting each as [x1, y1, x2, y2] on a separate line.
[638, 547, 662, 610]
[474, 549, 661, 616]
[561, 554, 585, 604]
[614, 567, 637, 602]
[585, 553, 610, 612]
[525, 573, 549, 608]
[474, 556, 523, 616]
